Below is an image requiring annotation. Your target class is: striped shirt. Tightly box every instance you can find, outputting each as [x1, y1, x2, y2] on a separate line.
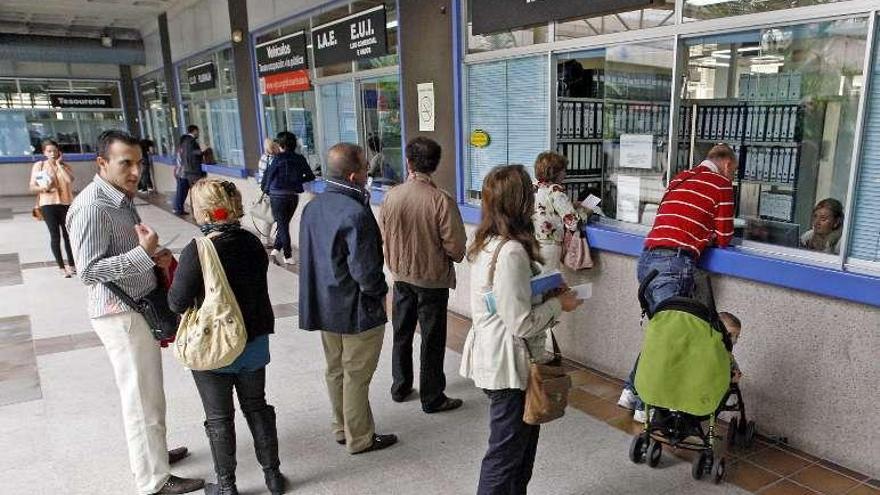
[66, 174, 156, 319]
[644, 160, 735, 258]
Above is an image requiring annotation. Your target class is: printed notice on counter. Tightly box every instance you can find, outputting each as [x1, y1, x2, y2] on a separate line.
[617, 175, 641, 224]
[620, 134, 654, 169]
[417, 82, 435, 132]
[581, 194, 601, 210]
[759, 191, 793, 221]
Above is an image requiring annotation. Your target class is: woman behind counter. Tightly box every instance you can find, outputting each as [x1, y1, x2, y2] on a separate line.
[459, 164, 582, 495]
[29, 139, 76, 278]
[168, 179, 286, 495]
[800, 198, 844, 255]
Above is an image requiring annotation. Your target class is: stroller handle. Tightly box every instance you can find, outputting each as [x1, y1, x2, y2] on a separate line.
[638, 269, 660, 317]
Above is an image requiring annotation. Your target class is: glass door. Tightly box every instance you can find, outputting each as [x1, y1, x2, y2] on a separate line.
[358, 75, 402, 187]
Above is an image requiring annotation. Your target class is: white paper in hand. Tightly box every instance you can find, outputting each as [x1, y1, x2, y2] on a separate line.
[581, 194, 601, 210]
[571, 283, 592, 300]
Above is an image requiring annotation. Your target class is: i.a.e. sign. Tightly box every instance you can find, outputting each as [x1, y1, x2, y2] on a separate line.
[312, 5, 388, 68]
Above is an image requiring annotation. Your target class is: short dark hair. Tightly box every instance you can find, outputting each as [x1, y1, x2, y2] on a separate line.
[707, 143, 737, 163]
[186, 125, 199, 134]
[96, 130, 140, 159]
[405, 137, 441, 174]
[275, 131, 297, 151]
[41, 139, 59, 149]
[326, 142, 364, 179]
[718, 312, 741, 330]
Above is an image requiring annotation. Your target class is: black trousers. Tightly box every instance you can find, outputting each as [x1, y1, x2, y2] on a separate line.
[391, 281, 449, 409]
[40, 204, 74, 269]
[173, 177, 190, 214]
[478, 389, 540, 495]
[270, 194, 299, 258]
[191, 368, 269, 424]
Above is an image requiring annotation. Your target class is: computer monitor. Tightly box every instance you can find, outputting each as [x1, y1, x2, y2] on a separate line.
[744, 217, 801, 248]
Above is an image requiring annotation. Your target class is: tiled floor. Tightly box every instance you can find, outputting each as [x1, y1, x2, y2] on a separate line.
[0, 315, 42, 406]
[444, 312, 880, 495]
[0, 252, 23, 286]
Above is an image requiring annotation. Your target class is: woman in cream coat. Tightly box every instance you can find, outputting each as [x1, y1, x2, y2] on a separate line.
[460, 164, 582, 495]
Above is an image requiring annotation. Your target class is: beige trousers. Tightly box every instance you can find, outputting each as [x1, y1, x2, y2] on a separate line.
[92, 311, 170, 494]
[320, 325, 385, 453]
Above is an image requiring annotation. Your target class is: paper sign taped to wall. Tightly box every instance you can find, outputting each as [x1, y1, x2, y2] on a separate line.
[417, 82, 435, 132]
[617, 175, 641, 223]
[620, 134, 654, 169]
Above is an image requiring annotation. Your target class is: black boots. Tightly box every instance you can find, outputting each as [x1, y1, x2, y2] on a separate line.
[245, 405, 287, 494]
[204, 420, 239, 495]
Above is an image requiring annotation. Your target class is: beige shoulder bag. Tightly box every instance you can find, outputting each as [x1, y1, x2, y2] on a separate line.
[174, 236, 247, 370]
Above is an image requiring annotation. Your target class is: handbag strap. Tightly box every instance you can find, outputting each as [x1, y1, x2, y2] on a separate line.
[194, 236, 241, 318]
[485, 238, 509, 289]
[103, 281, 140, 311]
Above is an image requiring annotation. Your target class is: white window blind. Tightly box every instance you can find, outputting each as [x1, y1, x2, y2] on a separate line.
[850, 29, 880, 263]
[466, 55, 548, 198]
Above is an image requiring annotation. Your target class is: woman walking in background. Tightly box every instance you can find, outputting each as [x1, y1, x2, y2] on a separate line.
[168, 179, 287, 495]
[261, 131, 315, 264]
[532, 151, 587, 272]
[460, 164, 582, 494]
[29, 139, 76, 278]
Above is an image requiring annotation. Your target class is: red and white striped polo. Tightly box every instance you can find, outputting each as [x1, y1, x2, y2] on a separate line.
[644, 160, 735, 258]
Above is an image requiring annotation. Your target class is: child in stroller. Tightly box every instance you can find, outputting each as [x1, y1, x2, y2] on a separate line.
[627, 270, 756, 484]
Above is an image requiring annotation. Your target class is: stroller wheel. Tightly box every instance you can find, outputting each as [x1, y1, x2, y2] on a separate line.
[726, 417, 739, 448]
[743, 420, 757, 448]
[629, 435, 647, 464]
[691, 451, 709, 480]
[712, 457, 727, 484]
[647, 440, 662, 468]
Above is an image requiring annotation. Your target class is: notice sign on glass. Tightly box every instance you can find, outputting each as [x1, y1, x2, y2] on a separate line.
[50, 93, 113, 109]
[261, 69, 311, 95]
[471, 0, 653, 35]
[255, 31, 308, 77]
[312, 5, 387, 68]
[187, 62, 217, 92]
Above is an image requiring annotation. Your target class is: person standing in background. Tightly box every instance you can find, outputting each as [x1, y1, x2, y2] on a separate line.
[139, 138, 155, 193]
[380, 137, 467, 412]
[298, 142, 398, 455]
[261, 131, 314, 265]
[173, 125, 204, 215]
[66, 130, 203, 495]
[29, 139, 76, 278]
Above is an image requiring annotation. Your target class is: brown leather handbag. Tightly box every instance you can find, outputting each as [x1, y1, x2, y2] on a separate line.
[522, 332, 572, 425]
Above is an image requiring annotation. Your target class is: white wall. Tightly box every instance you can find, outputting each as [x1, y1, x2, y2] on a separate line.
[166, 0, 232, 63]
[0, 162, 97, 197]
[247, 0, 342, 32]
[0, 62, 120, 79]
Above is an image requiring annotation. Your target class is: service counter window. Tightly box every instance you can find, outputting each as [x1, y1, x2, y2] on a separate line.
[262, 90, 318, 166]
[465, 55, 549, 202]
[683, 0, 849, 22]
[679, 18, 869, 257]
[178, 48, 244, 166]
[0, 77, 125, 156]
[555, 41, 674, 224]
[318, 81, 358, 170]
[136, 73, 176, 158]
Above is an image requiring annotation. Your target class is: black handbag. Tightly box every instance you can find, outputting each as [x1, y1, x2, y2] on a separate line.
[104, 281, 179, 341]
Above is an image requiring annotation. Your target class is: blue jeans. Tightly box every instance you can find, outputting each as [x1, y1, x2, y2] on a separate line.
[173, 177, 190, 214]
[624, 248, 698, 408]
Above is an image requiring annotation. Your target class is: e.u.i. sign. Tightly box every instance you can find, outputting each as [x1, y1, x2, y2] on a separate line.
[311, 5, 388, 68]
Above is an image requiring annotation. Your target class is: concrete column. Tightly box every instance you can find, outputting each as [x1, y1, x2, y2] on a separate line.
[158, 13, 181, 136]
[398, 0, 456, 194]
[228, 0, 260, 172]
[119, 64, 140, 137]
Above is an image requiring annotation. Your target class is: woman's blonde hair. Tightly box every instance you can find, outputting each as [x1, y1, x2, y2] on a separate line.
[263, 138, 279, 155]
[190, 179, 244, 225]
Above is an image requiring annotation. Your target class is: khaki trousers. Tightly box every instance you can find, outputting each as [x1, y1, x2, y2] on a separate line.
[92, 312, 170, 494]
[320, 325, 385, 453]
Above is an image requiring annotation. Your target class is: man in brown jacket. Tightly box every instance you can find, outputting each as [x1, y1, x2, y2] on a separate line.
[380, 137, 467, 413]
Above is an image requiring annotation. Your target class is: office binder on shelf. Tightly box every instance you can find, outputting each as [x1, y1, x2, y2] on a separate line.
[760, 148, 771, 181]
[769, 148, 779, 182]
[789, 148, 799, 183]
[778, 73, 790, 101]
[757, 106, 768, 142]
[779, 106, 790, 143]
[757, 75, 769, 100]
[788, 106, 798, 140]
[780, 148, 791, 183]
[789, 73, 802, 100]
[767, 75, 778, 101]
[738, 74, 750, 98]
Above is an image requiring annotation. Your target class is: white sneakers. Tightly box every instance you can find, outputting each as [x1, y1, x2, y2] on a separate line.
[633, 409, 648, 424]
[270, 249, 280, 257]
[617, 388, 638, 410]
[284, 257, 296, 265]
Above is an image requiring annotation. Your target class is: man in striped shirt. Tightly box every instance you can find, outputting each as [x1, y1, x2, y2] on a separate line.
[67, 130, 203, 495]
[618, 143, 738, 422]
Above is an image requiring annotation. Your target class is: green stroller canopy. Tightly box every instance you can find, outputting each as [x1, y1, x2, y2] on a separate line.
[634, 307, 730, 417]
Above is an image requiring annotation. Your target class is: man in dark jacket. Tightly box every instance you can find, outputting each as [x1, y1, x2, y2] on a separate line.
[298, 142, 398, 455]
[173, 125, 204, 215]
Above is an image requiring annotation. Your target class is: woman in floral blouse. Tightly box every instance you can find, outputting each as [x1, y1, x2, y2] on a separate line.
[532, 151, 586, 272]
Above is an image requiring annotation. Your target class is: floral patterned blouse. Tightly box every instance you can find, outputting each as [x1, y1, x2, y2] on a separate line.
[533, 182, 584, 244]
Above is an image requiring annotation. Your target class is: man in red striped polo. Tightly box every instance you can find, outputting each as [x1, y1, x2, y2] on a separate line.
[618, 143, 738, 422]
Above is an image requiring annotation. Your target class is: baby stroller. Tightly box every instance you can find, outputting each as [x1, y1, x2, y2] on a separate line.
[626, 269, 755, 483]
